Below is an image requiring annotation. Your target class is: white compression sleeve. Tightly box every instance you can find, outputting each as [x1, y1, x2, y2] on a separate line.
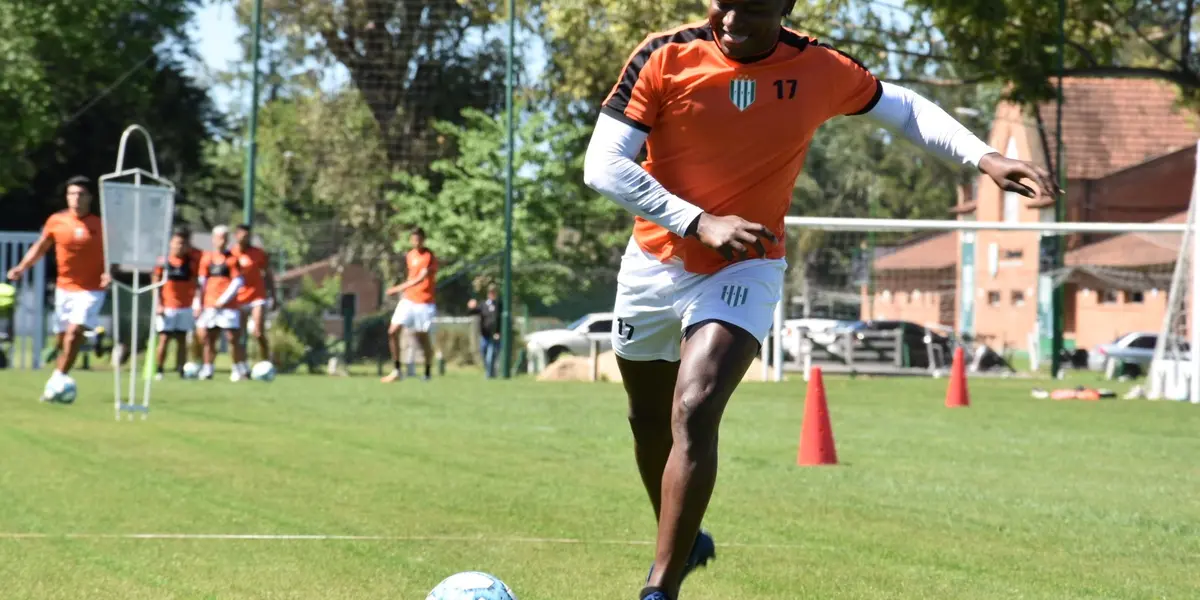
[866, 82, 998, 167]
[583, 112, 704, 237]
[216, 277, 243, 307]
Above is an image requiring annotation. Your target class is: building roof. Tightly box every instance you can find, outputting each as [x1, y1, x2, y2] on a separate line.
[873, 232, 957, 271]
[278, 257, 338, 282]
[1036, 78, 1199, 181]
[1065, 211, 1187, 268]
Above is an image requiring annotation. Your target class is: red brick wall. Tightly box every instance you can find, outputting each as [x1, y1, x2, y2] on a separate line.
[279, 261, 383, 339]
[1073, 287, 1168, 350]
[862, 267, 956, 327]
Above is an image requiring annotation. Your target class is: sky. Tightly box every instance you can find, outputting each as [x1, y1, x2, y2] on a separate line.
[184, 0, 547, 119]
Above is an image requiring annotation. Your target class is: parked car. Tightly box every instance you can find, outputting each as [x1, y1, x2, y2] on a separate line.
[778, 318, 858, 359]
[524, 312, 615, 367]
[1089, 332, 1189, 378]
[847, 320, 955, 369]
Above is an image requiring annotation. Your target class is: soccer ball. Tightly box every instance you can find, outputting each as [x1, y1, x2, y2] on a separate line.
[426, 572, 516, 600]
[182, 362, 202, 380]
[43, 376, 77, 404]
[250, 361, 276, 382]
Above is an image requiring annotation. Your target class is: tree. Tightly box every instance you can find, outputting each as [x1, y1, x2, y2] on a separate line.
[388, 106, 623, 305]
[237, 0, 513, 171]
[0, 0, 200, 197]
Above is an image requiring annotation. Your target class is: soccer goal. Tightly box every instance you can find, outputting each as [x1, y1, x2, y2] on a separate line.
[776, 205, 1196, 394]
[99, 125, 177, 421]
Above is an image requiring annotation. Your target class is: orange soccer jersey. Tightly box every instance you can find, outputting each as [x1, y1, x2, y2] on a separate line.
[231, 245, 270, 304]
[402, 248, 437, 304]
[199, 250, 240, 309]
[154, 249, 202, 310]
[602, 23, 882, 274]
[43, 211, 105, 292]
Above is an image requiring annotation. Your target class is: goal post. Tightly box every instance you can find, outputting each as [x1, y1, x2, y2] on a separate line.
[99, 125, 177, 421]
[777, 213, 1195, 392]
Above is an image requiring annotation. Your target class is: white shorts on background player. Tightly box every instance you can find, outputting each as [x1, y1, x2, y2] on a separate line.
[156, 308, 196, 333]
[52, 289, 106, 334]
[197, 308, 240, 330]
[611, 237, 785, 363]
[391, 298, 437, 333]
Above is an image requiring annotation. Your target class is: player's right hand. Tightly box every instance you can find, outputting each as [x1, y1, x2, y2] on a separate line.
[690, 213, 777, 262]
[6, 267, 22, 282]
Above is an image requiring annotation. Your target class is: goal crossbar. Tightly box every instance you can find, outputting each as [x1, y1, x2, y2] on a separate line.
[784, 216, 1191, 234]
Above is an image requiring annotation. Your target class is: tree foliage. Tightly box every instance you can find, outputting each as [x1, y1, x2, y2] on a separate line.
[388, 107, 623, 305]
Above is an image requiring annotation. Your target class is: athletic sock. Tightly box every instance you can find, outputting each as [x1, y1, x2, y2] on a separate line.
[406, 362, 416, 377]
[424, 363, 431, 378]
[393, 359, 401, 371]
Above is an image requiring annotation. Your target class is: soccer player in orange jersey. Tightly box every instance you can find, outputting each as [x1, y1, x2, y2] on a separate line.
[382, 227, 438, 383]
[151, 228, 203, 380]
[6, 176, 112, 399]
[583, 3, 1060, 599]
[196, 226, 246, 381]
[230, 223, 277, 372]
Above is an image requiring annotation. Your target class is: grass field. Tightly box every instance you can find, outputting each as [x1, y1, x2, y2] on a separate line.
[1, 367, 1198, 599]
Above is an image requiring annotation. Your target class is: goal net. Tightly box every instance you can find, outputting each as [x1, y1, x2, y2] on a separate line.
[776, 213, 1195, 396]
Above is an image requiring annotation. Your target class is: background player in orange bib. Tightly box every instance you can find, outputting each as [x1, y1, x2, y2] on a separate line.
[196, 225, 246, 381]
[230, 223, 277, 372]
[151, 228, 202, 380]
[583, 2, 1060, 599]
[382, 227, 438, 383]
[6, 176, 111, 400]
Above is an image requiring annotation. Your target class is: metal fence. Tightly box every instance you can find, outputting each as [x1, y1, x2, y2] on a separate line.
[0, 232, 47, 369]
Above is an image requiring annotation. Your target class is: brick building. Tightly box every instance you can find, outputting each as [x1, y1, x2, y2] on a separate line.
[867, 78, 1198, 353]
[277, 258, 382, 338]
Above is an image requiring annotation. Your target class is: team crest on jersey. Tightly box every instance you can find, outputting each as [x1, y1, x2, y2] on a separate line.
[729, 76, 756, 112]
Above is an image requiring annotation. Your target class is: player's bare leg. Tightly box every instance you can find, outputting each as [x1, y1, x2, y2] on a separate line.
[174, 332, 187, 374]
[227, 329, 246, 381]
[645, 320, 759, 600]
[154, 332, 171, 379]
[617, 358, 679, 518]
[200, 328, 217, 379]
[56, 323, 87, 376]
[382, 324, 403, 382]
[414, 331, 434, 380]
[251, 304, 269, 361]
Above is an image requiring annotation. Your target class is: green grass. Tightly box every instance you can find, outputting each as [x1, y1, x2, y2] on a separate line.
[1, 367, 1198, 599]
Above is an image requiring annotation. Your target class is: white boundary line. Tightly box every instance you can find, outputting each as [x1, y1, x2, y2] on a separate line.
[0, 532, 806, 549]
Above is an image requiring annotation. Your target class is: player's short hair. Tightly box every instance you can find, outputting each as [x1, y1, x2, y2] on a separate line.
[172, 227, 191, 240]
[212, 225, 230, 237]
[236, 223, 251, 233]
[64, 175, 92, 193]
[411, 227, 426, 238]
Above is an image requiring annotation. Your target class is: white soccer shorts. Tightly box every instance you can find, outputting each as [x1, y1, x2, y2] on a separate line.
[52, 289, 106, 334]
[155, 308, 196, 333]
[241, 298, 269, 310]
[197, 308, 240, 331]
[391, 298, 437, 333]
[611, 237, 785, 362]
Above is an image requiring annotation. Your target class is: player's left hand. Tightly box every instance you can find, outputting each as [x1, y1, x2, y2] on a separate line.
[977, 153, 1061, 200]
[100, 272, 112, 288]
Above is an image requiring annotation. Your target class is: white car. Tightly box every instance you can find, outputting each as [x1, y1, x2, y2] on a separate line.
[525, 312, 615, 369]
[778, 318, 858, 359]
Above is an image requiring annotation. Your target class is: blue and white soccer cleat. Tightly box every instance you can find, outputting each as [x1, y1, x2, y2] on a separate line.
[646, 528, 716, 585]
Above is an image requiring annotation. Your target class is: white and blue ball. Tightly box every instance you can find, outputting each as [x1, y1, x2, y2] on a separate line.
[250, 361, 276, 382]
[182, 362, 202, 380]
[426, 571, 517, 600]
[43, 376, 77, 404]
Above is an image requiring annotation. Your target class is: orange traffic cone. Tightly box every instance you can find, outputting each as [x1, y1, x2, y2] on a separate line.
[945, 346, 970, 408]
[797, 367, 838, 466]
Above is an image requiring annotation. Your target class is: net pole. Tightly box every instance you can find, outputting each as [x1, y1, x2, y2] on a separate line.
[1191, 144, 1200, 403]
[499, 0, 516, 379]
[243, 0, 262, 227]
[772, 298, 784, 381]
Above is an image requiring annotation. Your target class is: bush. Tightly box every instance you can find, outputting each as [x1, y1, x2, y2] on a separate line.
[268, 327, 306, 374]
[435, 322, 478, 366]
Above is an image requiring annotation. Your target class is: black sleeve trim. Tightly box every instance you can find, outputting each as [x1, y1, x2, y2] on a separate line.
[605, 25, 712, 114]
[601, 106, 652, 133]
[848, 79, 884, 116]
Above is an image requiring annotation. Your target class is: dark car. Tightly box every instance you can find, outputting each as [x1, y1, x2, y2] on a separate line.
[847, 320, 955, 369]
